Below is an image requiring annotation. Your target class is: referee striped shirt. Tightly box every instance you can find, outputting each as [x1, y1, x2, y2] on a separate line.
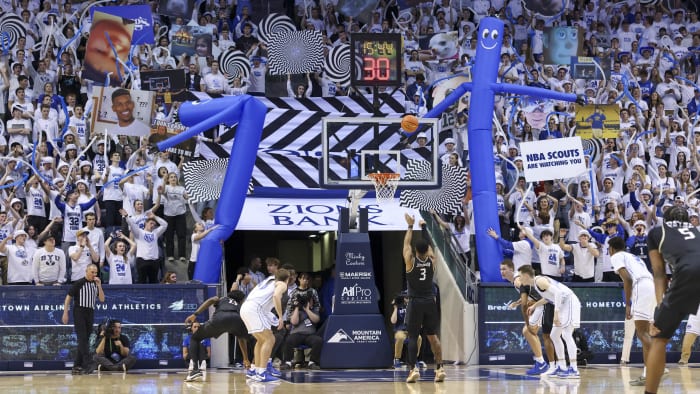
[68, 278, 99, 309]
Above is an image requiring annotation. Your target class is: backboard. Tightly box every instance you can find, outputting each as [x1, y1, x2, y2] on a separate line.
[320, 116, 441, 189]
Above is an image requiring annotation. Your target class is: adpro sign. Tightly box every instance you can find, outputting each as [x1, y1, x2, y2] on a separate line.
[520, 137, 587, 182]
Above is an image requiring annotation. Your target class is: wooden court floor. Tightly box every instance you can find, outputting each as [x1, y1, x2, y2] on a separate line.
[0, 364, 698, 393]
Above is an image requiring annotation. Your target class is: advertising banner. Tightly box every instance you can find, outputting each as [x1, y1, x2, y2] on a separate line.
[332, 232, 380, 315]
[238, 198, 422, 231]
[0, 284, 210, 362]
[320, 314, 392, 368]
[478, 284, 691, 364]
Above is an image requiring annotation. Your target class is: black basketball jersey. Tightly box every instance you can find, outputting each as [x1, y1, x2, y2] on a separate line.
[648, 223, 700, 271]
[213, 296, 240, 315]
[514, 274, 542, 302]
[407, 255, 435, 299]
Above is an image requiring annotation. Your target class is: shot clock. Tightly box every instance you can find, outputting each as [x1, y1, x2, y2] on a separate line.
[350, 33, 402, 87]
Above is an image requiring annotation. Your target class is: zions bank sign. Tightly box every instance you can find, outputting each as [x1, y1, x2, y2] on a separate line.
[237, 198, 421, 230]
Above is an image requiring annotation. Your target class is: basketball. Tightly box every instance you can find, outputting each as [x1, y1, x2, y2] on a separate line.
[401, 115, 420, 133]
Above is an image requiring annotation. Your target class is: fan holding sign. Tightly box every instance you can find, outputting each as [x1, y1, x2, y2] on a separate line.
[520, 137, 588, 183]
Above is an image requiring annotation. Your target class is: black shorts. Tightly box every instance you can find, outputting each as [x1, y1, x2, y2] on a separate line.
[653, 264, 700, 339]
[541, 303, 554, 335]
[194, 312, 250, 341]
[406, 298, 439, 337]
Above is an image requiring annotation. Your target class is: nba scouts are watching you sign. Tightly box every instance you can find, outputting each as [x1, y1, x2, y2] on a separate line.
[520, 137, 587, 182]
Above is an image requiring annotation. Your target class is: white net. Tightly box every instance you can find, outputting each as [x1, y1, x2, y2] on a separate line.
[367, 173, 400, 204]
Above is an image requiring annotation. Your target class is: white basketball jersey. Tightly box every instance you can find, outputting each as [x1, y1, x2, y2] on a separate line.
[534, 276, 575, 304]
[245, 276, 276, 309]
[610, 251, 653, 282]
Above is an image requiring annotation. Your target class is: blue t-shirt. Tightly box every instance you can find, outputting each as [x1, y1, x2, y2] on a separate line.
[182, 335, 211, 349]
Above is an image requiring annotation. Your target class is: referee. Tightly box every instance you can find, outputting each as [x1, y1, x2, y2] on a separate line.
[62, 264, 105, 375]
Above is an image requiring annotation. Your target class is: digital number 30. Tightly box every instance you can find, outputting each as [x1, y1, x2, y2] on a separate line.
[362, 57, 390, 81]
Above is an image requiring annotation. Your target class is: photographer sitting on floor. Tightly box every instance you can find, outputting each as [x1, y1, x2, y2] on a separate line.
[94, 319, 137, 372]
[280, 272, 323, 370]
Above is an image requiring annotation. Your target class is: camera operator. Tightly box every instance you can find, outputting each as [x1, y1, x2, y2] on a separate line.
[391, 291, 422, 369]
[280, 272, 322, 370]
[94, 319, 137, 372]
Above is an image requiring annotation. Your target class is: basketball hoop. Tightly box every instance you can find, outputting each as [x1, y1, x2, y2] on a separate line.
[367, 173, 400, 204]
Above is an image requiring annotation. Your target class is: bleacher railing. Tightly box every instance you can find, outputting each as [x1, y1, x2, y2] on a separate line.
[420, 212, 479, 303]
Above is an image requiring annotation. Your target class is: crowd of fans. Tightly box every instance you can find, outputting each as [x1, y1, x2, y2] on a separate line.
[0, 0, 698, 287]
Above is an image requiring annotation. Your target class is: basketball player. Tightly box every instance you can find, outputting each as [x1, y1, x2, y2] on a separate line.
[607, 237, 655, 386]
[499, 260, 550, 375]
[678, 305, 700, 365]
[403, 213, 446, 383]
[239, 269, 289, 383]
[645, 207, 700, 394]
[183, 290, 251, 382]
[519, 265, 581, 379]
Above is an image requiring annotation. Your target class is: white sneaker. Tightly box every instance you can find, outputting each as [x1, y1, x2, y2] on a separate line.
[541, 365, 559, 376]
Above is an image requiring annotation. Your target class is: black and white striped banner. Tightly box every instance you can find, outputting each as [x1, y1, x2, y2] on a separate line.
[195, 92, 412, 190]
[267, 31, 324, 75]
[183, 158, 254, 203]
[400, 164, 467, 215]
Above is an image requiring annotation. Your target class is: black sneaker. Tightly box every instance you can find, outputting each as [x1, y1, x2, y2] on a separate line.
[279, 362, 293, 371]
[71, 367, 83, 375]
[308, 362, 320, 370]
[82, 363, 97, 375]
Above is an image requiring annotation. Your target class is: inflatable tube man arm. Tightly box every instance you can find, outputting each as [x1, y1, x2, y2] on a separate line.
[155, 95, 266, 283]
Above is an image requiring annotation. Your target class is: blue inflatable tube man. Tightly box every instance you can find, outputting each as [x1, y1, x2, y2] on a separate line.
[155, 95, 266, 283]
[422, 17, 581, 282]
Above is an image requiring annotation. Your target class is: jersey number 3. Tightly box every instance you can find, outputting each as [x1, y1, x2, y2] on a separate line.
[419, 268, 427, 281]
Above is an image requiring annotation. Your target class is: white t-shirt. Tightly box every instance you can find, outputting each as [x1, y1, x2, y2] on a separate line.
[6, 118, 31, 147]
[512, 239, 533, 271]
[107, 253, 133, 284]
[163, 185, 186, 216]
[103, 165, 125, 201]
[110, 120, 151, 137]
[69, 244, 94, 282]
[571, 243, 597, 279]
[69, 115, 88, 146]
[26, 185, 46, 217]
[536, 242, 564, 277]
[122, 182, 149, 216]
[128, 216, 167, 260]
[190, 232, 201, 261]
[6, 244, 32, 283]
[62, 203, 83, 243]
[33, 247, 66, 284]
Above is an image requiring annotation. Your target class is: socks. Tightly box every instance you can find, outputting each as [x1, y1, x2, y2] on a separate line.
[436, 363, 443, 369]
[534, 357, 545, 363]
[570, 361, 578, 371]
[256, 367, 265, 374]
[642, 366, 647, 378]
[556, 360, 566, 369]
